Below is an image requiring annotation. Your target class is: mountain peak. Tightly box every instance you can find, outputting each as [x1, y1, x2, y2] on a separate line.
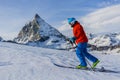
[35, 13, 40, 19]
[14, 14, 65, 49]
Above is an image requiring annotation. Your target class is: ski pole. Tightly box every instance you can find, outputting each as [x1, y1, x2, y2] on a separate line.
[84, 58, 94, 71]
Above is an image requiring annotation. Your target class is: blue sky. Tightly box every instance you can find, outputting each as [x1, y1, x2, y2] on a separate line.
[0, 0, 120, 39]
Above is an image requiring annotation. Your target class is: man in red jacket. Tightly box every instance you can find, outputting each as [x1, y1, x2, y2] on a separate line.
[68, 18, 99, 69]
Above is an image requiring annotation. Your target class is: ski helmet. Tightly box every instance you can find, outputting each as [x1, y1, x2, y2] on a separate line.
[68, 17, 76, 24]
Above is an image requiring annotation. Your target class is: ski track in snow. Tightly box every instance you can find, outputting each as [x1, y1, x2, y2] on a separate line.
[0, 42, 120, 80]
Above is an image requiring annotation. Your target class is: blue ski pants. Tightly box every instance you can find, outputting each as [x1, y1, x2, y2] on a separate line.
[76, 42, 98, 66]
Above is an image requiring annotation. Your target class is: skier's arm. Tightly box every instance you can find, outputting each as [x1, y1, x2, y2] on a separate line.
[73, 25, 81, 39]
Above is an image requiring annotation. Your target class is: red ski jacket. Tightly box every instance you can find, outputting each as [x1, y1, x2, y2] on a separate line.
[72, 21, 88, 44]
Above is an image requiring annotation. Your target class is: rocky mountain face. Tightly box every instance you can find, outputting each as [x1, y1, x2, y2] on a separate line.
[87, 33, 120, 53]
[14, 14, 66, 49]
[14, 15, 40, 43]
[0, 37, 3, 41]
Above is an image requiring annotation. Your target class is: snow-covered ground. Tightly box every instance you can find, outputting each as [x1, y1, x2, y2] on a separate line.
[0, 42, 120, 80]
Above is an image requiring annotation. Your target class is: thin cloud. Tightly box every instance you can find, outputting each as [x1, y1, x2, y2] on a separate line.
[98, 0, 120, 7]
[81, 4, 120, 33]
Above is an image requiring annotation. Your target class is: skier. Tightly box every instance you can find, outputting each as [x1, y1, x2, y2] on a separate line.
[68, 17, 100, 69]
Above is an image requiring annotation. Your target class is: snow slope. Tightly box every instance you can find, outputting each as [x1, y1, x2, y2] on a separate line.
[0, 42, 120, 80]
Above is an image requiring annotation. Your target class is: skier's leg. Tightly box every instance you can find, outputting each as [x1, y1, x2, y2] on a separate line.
[83, 43, 98, 63]
[76, 43, 87, 66]
[82, 43, 100, 68]
[84, 48, 98, 62]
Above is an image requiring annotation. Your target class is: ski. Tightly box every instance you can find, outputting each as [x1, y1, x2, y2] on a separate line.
[53, 63, 119, 73]
[53, 63, 104, 72]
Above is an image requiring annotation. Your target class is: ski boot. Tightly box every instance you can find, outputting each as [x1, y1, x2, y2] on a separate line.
[92, 60, 100, 69]
[76, 65, 87, 69]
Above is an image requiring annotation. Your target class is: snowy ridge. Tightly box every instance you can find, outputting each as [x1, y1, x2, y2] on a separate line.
[0, 42, 120, 80]
[88, 33, 120, 47]
[87, 33, 120, 53]
[89, 33, 120, 47]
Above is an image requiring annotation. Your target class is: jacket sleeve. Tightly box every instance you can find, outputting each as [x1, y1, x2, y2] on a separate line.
[73, 25, 81, 39]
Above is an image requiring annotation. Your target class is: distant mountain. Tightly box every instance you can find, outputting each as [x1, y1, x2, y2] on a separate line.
[14, 14, 66, 49]
[88, 33, 120, 53]
[88, 33, 120, 47]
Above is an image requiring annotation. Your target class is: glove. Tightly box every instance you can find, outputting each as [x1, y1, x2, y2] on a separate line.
[69, 37, 76, 43]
